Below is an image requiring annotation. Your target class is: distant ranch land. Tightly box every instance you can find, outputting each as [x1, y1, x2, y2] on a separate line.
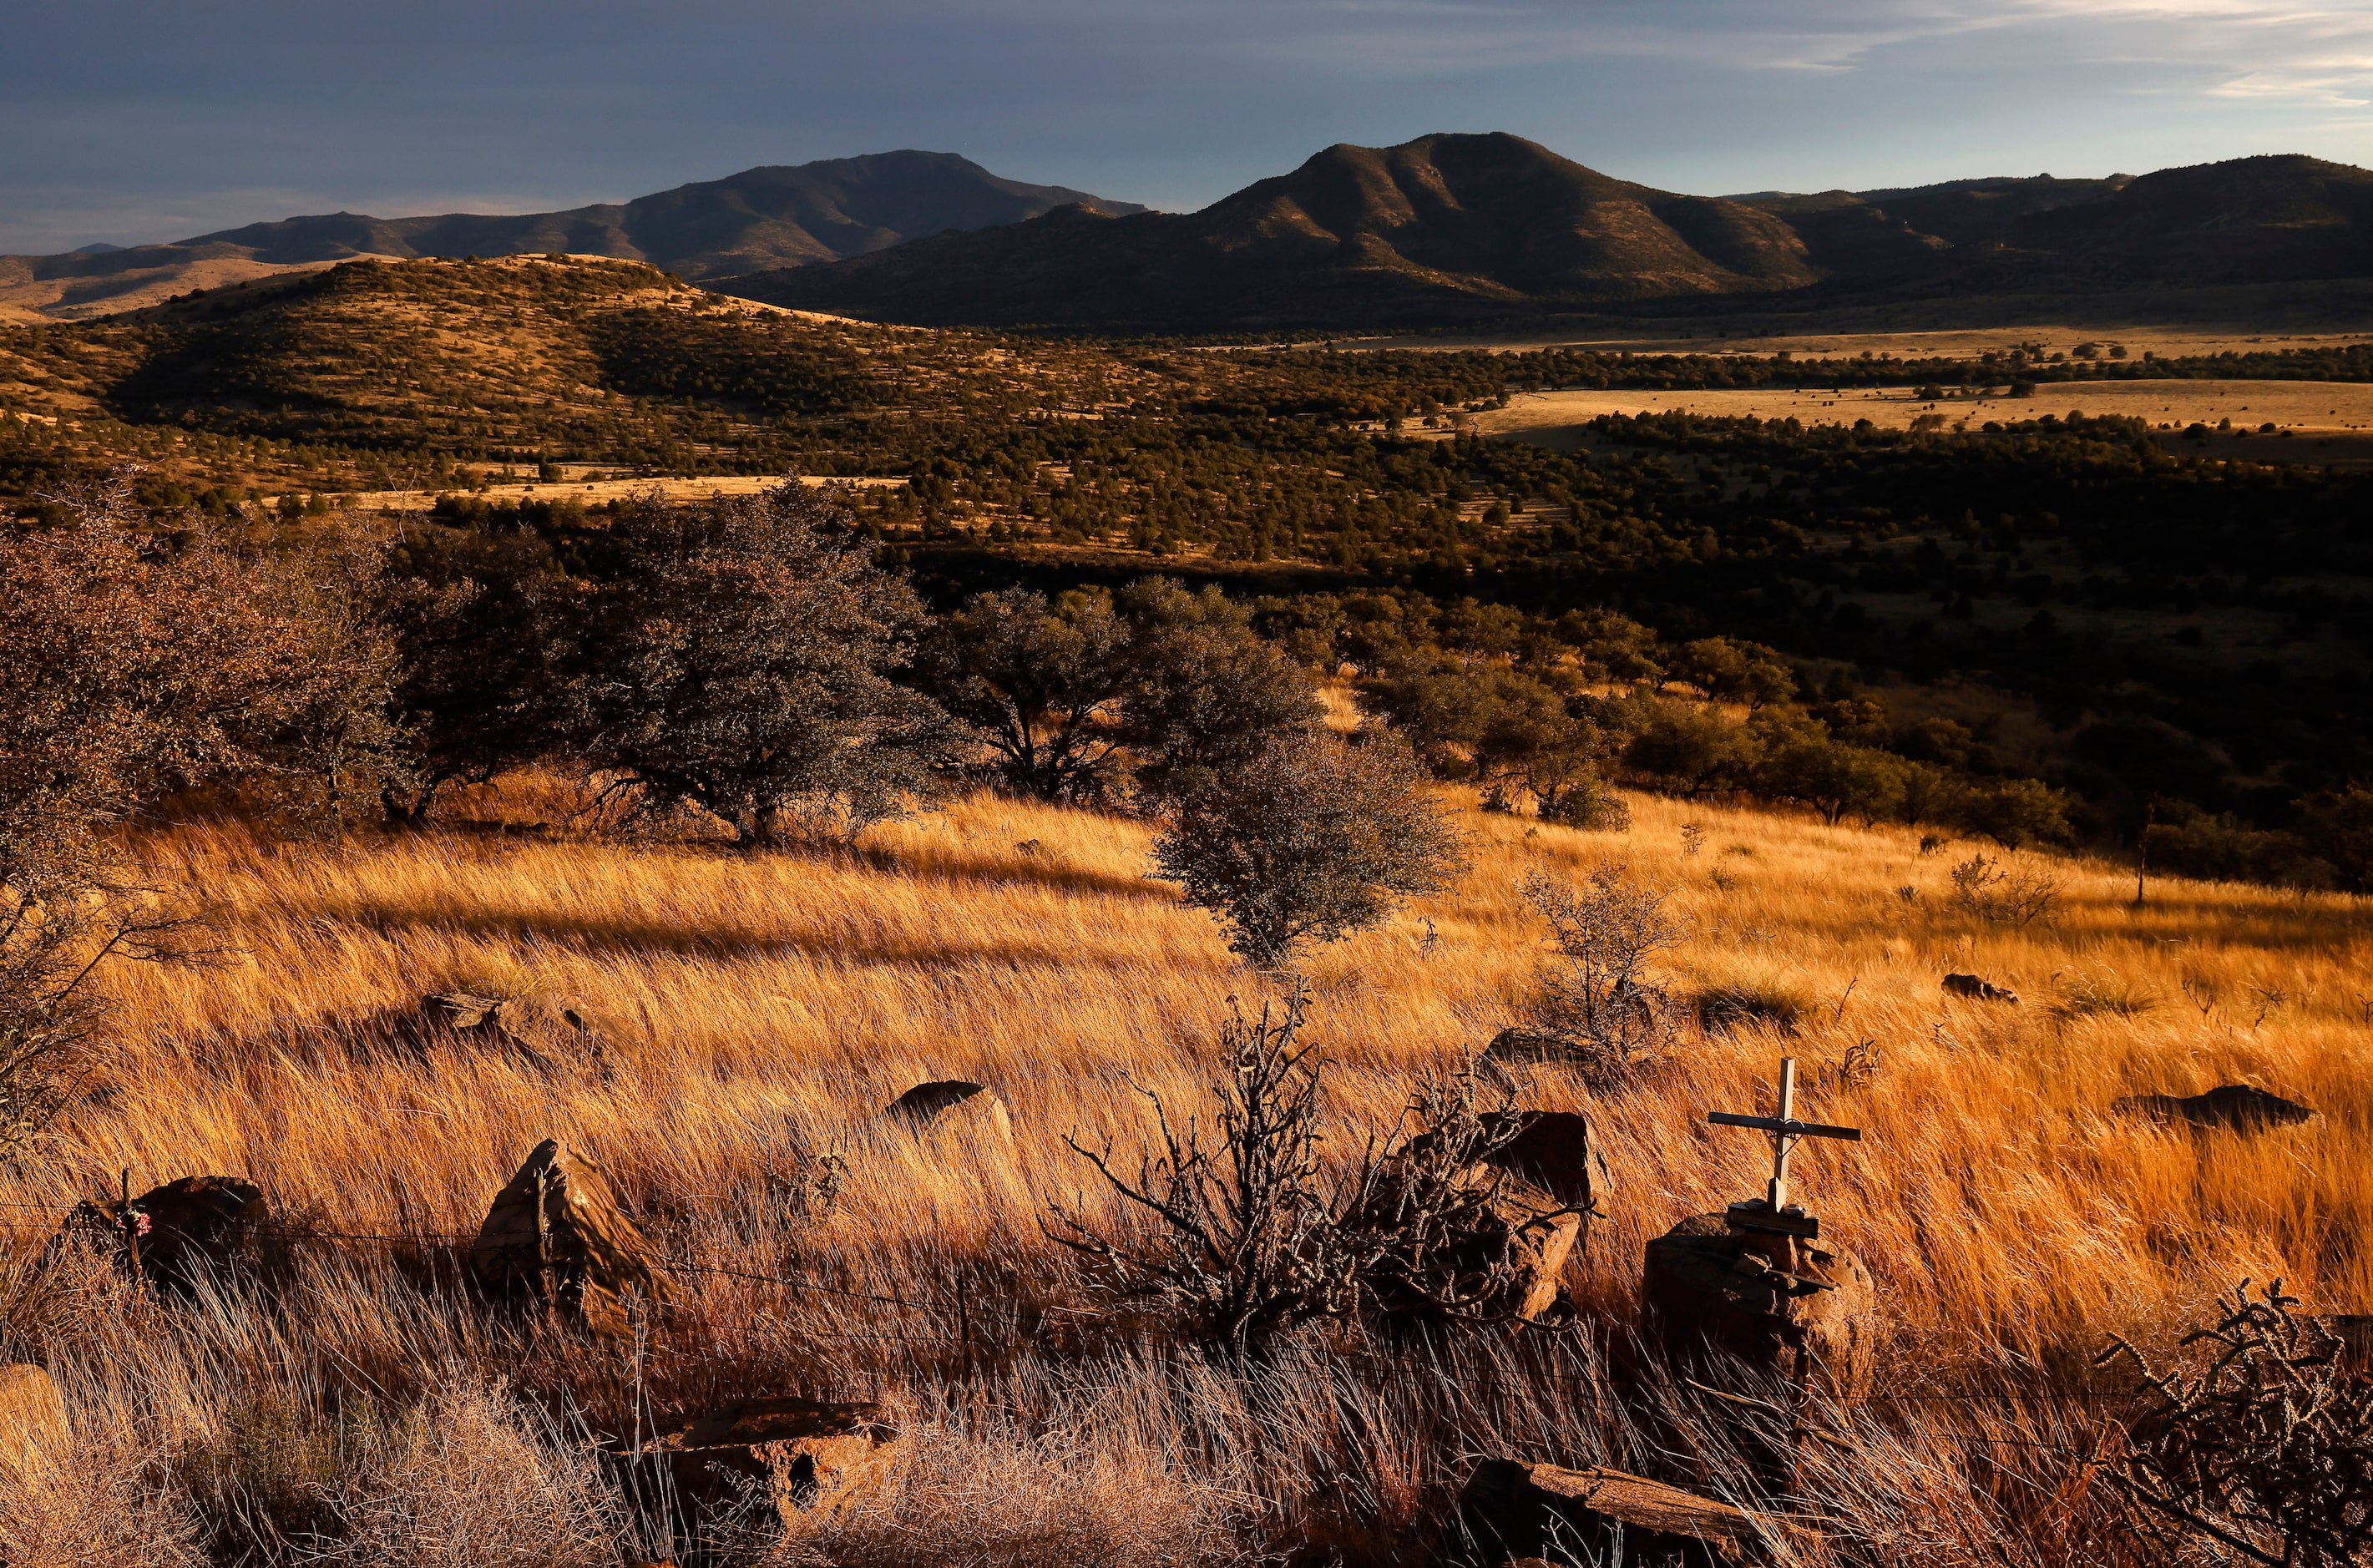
[321, 472, 906, 513]
[1471, 378, 2373, 461]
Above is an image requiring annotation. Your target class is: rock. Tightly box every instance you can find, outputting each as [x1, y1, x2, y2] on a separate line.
[422, 990, 620, 1065]
[2112, 1085, 2317, 1133]
[52, 1175, 267, 1295]
[883, 1080, 1014, 1147]
[1486, 1110, 1602, 1216]
[1363, 1114, 1589, 1323]
[1942, 974, 2019, 1004]
[1455, 1457, 1756, 1566]
[1642, 1211, 1875, 1399]
[610, 1397, 897, 1530]
[1484, 1028, 1571, 1066]
[0, 1364, 70, 1484]
[470, 1140, 669, 1335]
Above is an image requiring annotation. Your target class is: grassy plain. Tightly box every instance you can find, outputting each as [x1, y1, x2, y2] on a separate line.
[1472, 378, 2373, 445]
[4, 766, 2367, 1563]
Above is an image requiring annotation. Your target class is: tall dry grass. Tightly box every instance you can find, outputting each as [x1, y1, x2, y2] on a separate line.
[3, 776, 2365, 1562]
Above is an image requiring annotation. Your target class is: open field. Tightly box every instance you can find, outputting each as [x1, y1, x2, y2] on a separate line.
[1473, 378, 2373, 457]
[305, 472, 909, 513]
[4, 771, 2367, 1562]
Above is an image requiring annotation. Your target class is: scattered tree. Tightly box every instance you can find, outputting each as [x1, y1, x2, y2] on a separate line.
[918, 586, 1133, 803]
[572, 486, 967, 847]
[1153, 731, 1464, 967]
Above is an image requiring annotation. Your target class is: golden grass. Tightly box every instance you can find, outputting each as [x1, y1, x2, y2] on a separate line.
[1472, 378, 2373, 439]
[6, 780, 2368, 1561]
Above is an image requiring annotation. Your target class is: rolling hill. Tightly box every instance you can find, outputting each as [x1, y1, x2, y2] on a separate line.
[0, 151, 1146, 322]
[724, 141, 2373, 331]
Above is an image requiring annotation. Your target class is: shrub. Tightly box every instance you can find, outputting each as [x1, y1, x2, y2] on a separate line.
[2053, 970, 2158, 1021]
[305, 1378, 622, 1567]
[2100, 1279, 2373, 1566]
[0, 473, 399, 1155]
[1950, 853, 2062, 928]
[1045, 988, 1536, 1359]
[1516, 864, 1681, 1085]
[1152, 731, 1463, 968]
[1695, 977, 1813, 1034]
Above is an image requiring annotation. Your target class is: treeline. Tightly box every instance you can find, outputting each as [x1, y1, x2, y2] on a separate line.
[8, 478, 2367, 904]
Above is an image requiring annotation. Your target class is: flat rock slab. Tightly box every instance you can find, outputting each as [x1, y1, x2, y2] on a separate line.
[882, 1080, 1014, 1147]
[2112, 1085, 2316, 1133]
[1642, 1211, 1874, 1399]
[611, 1397, 897, 1529]
[0, 1364, 69, 1483]
[421, 990, 620, 1065]
[1457, 1458, 1756, 1566]
[471, 1139, 668, 1334]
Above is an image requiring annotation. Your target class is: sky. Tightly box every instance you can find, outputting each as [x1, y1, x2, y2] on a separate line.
[6, 0, 2373, 253]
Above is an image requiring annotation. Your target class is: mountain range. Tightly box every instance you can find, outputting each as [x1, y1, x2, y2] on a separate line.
[10, 134, 2373, 331]
[720, 134, 2373, 331]
[0, 151, 1144, 321]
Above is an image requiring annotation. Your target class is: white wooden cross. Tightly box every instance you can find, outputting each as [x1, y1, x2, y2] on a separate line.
[1708, 1057, 1861, 1239]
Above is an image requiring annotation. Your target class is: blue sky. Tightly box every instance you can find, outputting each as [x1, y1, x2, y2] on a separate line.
[7, 0, 2373, 252]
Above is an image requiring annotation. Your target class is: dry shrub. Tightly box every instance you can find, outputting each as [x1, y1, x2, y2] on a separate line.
[302, 1378, 622, 1567]
[0, 1410, 203, 1568]
[1515, 864, 1679, 1084]
[783, 1417, 1254, 1568]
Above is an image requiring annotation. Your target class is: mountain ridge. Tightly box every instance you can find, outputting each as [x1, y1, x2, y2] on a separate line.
[0, 151, 1146, 321]
[721, 140, 2373, 331]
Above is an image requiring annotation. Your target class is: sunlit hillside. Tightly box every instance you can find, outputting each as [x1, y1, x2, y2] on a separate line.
[5, 771, 2364, 1564]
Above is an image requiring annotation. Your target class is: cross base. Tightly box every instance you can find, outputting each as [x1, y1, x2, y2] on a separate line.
[1725, 1199, 1819, 1240]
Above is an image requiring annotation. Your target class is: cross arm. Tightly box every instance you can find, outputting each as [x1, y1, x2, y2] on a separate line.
[1707, 1112, 1862, 1141]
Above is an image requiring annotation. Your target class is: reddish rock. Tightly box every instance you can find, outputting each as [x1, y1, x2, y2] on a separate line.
[883, 1080, 1014, 1147]
[1455, 1458, 1757, 1565]
[422, 990, 620, 1065]
[53, 1175, 267, 1295]
[1941, 974, 2019, 1004]
[1642, 1211, 1875, 1399]
[470, 1140, 668, 1335]
[610, 1397, 897, 1529]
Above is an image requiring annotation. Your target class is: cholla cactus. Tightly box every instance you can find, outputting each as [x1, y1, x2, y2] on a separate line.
[2099, 1278, 2373, 1566]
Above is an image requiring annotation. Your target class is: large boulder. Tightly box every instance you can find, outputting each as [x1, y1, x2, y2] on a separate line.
[2112, 1085, 2316, 1134]
[1642, 1212, 1875, 1399]
[1363, 1111, 1595, 1323]
[882, 1080, 1014, 1149]
[52, 1175, 268, 1295]
[470, 1140, 668, 1335]
[0, 1364, 70, 1485]
[610, 1397, 897, 1530]
[422, 990, 620, 1066]
[1455, 1457, 1757, 1566]
[1941, 974, 2019, 1004]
